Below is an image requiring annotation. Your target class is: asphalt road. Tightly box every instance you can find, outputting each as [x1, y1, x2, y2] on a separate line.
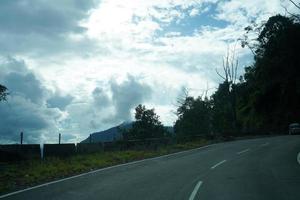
[1, 135, 300, 200]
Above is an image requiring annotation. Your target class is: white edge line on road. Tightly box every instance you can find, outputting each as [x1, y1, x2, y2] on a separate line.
[189, 181, 203, 200]
[237, 148, 250, 155]
[210, 160, 227, 170]
[297, 152, 300, 165]
[0, 144, 216, 199]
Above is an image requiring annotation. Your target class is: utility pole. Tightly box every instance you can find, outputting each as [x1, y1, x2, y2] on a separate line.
[20, 132, 23, 145]
[89, 134, 92, 143]
[59, 133, 61, 144]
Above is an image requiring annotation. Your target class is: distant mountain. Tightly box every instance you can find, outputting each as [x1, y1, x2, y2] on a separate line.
[81, 122, 132, 143]
[81, 122, 174, 143]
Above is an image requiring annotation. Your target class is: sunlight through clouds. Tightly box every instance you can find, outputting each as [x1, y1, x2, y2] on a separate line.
[0, 0, 293, 143]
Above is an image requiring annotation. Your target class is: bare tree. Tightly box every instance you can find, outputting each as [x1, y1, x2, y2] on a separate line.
[215, 46, 240, 132]
[215, 46, 239, 86]
[281, 0, 300, 21]
[289, 0, 300, 9]
[176, 87, 189, 106]
[172, 87, 189, 116]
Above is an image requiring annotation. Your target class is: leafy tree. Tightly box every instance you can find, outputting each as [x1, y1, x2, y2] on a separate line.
[174, 96, 212, 137]
[124, 104, 166, 140]
[213, 48, 240, 135]
[211, 81, 236, 136]
[175, 15, 300, 137]
[239, 15, 300, 133]
[174, 48, 241, 138]
[0, 84, 8, 102]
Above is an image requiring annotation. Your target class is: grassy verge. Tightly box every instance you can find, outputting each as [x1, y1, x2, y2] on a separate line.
[0, 139, 209, 195]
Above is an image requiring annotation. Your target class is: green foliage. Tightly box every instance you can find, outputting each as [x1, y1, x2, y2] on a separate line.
[0, 139, 209, 194]
[211, 81, 237, 135]
[239, 15, 300, 132]
[175, 15, 300, 136]
[174, 96, 212, 137]
[123, 104, 166, 140]
[0, 84, 8, 102]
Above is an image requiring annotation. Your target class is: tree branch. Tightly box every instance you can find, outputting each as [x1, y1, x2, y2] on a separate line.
[289, 0, 300, 9]
[215, 68, 226, 80]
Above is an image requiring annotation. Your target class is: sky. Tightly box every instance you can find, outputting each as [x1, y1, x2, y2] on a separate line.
[0, 0, 297, 144]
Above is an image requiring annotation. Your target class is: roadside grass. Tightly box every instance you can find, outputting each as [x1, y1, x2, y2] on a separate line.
[0, 139, 209, 195]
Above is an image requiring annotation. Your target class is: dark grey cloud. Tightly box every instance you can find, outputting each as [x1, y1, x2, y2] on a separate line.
[0, 0, 98, 56]
[0, 96, 59, 143]
[1, 57, 45, 104]
[0, 57, 65, 143]
[110, 75, 152, 121]
[47, 93, 74, 110]
[92, 87, 110, 109]
[0, 56, 28, 74]
[0, 56, 153, 142]
[4, 72, 45, 104]
[0, 0, 95, 35]
[62, 75, 152, 136]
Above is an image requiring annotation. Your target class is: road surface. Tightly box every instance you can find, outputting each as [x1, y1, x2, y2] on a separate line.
[1, 135, 300, 200]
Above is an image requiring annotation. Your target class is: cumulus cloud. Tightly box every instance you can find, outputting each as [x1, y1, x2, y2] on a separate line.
[84, 0, 218, 50]
[47, 93, 74, 111]
[92, 87, 110, 109]
[1, 0, 292, 143]
[58, 75, 152, 139]
[0, 0, 98, 56]
[189, 8, 200, 17]
[4, 72, 45, 104]
[0, 96, 61, 143]
[110, 75, 152, 121]
[0, 57, 66, 143]
[214, 0, 297, 27]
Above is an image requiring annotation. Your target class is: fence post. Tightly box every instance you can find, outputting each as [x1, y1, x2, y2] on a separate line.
[59, 133, 61, 144]
[40, 143, 44, 160]
[89, 134, 92, 143]
[20, 132, 23, 144]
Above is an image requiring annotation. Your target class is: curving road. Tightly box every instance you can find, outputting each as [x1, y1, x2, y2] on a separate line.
[1, 135, 300, 200]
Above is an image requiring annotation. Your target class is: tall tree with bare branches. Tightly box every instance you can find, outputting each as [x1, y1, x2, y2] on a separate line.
[212, 47, 240, 135]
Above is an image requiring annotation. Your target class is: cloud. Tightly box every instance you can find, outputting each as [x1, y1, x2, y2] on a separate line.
[110, 75, 152, 121]
[92, 87, 110, 109]
[1, 0, 292, 143]
[0, 57, 65, 143]
[56, 75, 152, 140]
[0, 96, 61, 143]
[214, 0, 296, 27]
[84, 0, 218, 50]
[47, 93, 74, 111]
[189, 8, 200, 17]
[4, 72, 45, 104]
[0, 0, 98, 56]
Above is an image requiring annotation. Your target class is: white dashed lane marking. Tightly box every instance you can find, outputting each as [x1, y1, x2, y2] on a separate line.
[189, 181, 203, 200]
[210, 160, 227, 170]
[237, 148, 250, 154]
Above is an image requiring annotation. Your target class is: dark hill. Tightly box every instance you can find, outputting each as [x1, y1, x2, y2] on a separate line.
[81, 122, 174, 143]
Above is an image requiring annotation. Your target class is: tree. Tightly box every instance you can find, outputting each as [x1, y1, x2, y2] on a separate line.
[282, 0, 300, 22]
[123, 104, 166, 140]
[215, 47, 239, 85]
[174, 96, 212, 137]
[288, 0, 300, 10]
[256, 15, 299, 131]
[0, 84, 8, 102]
[238, 15, 300, 133]
[211, 82, 236, 136]
[213, 47, 240, 135]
